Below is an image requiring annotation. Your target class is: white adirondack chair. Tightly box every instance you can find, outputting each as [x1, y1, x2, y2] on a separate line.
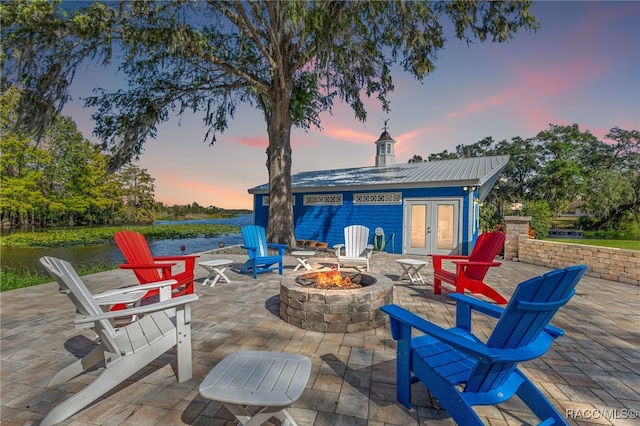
[333, 225, 374, 271]
[39, 256, 198, 426]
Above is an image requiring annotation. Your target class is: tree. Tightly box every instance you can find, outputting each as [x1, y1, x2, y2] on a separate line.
[426, 124, 639, 232]
[0, 87, 47, 226]
[483, 135, 542, 217]
[2, 0, 538, 246]
[521, 200, 551, 239]
[1, 85, 125, 227]
[529, 124, 600, 216]
[584, 127, 640, 230]
[427, 150, 460, 161]
[116, 165, 156, 223]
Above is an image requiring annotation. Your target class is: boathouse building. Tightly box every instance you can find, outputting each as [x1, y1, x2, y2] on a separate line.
[248, 131, 508, 255]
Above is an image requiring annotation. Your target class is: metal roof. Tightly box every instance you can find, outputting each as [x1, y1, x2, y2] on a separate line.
[248, 155, 510, 201]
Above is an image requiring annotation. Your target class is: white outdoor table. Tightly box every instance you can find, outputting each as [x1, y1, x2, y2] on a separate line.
[396, 258, 429, 284]
[199, 350, 311, 426]
[291, 250, 315, 271]
[198, 259, 233, 287]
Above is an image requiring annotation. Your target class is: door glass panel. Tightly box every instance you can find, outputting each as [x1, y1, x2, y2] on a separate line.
[410, 205, 426, 248]
[437, 204, 454, 250]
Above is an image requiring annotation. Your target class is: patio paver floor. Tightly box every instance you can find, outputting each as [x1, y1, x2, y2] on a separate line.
[1, 248, 639, 425]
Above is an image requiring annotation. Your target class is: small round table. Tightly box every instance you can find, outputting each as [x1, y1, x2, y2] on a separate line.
[291, 250, 315, 271]
[199, 259, 233, 287]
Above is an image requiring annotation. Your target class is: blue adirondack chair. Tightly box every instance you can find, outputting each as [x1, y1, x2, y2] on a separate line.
[381, 265, 588, 425]
[240, 225, 287, 279]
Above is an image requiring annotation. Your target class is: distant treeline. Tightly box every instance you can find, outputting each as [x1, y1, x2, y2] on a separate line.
[1, 86, 249, 228]
[153, 203, 252, 220]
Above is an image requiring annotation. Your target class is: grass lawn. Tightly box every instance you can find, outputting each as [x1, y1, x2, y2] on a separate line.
[547, 238, 640, 251]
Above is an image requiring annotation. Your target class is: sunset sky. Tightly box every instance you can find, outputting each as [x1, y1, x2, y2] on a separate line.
[62, 1, 640, 210]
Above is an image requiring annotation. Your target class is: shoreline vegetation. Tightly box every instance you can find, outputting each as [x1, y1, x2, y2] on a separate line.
[2, 216, 637, 292]
[1, 223, 241, 248]
[1, 218, 245, 292]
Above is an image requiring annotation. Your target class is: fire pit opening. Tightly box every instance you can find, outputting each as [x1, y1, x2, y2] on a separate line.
[280, 269, 393, 333]
[295, 270, 377, 289]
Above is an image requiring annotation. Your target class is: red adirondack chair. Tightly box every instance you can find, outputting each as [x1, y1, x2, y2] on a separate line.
[429, 231, 507, 304]
[114, 230, 199, 305]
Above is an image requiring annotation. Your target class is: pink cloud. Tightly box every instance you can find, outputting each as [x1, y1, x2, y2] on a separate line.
[394, 124, 451, 157]
[447, 88, 517, 118]
[517, 59, 608, 96]
[233, 136, 268, 148]
[321, 127, 374, 144]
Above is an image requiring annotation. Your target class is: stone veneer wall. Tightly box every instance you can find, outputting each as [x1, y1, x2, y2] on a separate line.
[504, 216, 532, 261]
[517, 235, 640, 285]
[280, 273, 393, 333]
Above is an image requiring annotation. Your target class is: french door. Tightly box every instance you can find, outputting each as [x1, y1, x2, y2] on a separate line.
[403, 199, 461, 255]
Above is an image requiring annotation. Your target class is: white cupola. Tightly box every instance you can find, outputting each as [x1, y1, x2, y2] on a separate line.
[374, 120, 396, 167]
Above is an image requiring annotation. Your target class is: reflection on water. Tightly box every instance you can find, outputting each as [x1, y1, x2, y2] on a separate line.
[1, 215, 253, 272]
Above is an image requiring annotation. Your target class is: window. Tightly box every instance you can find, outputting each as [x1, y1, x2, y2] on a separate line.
[303, 194, 343, 205]
[354, 192, 402, 204]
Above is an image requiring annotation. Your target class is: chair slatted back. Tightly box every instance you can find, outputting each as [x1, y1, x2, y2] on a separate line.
[344, 225, 370, 257]
[39, 256, 121, 356]
[465, 232, 505, 280]
[114, 230, 162, 283]
[242, 225, 268, 258]
[465, 265, 587, 393]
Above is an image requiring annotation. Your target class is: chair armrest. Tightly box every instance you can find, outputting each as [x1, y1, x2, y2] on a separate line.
[429, 254, 469, 269]
[452, 260, 501, 267]
[153, 254, 200, 261]
[242, 245, 257, 252]
[429, 254, 469, 260]
[450, 293, 505, 319]
[381, 304, 500, 361]
[333, 244, 344, 256]
[94, 289, 145, 307]
[119, 262, 177, 269]
[153, 255, 197, 272]
[94, 279, 178, 303]
[74, 294, 199, 325]
[267, 243, 288, 255]
[94, 279, 178, 298]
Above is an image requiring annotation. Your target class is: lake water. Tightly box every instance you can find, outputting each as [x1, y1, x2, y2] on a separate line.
[1, 214, 253, 272]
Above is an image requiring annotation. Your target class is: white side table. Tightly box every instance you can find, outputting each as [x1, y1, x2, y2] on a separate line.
[199, 259, 233, 287]
[199, 350, 311, 426]
[396, 258, 429, 284]
[291, 250, 315, 271]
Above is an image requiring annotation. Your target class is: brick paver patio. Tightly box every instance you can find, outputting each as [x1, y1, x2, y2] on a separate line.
[1, 249, 639, 425]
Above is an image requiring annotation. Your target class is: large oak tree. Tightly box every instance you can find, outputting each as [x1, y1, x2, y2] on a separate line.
[2, 0, 538, 245]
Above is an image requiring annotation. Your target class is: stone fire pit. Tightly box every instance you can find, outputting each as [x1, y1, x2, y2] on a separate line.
[280, 270, 393, 333]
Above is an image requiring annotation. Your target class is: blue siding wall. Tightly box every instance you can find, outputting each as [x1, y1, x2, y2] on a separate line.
[252, 187, 476, 255]
[254, 196, 266, 227]
[293, 192, 403, 253]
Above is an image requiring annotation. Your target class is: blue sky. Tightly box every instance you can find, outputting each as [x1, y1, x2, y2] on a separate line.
[62, 1, 640, 210]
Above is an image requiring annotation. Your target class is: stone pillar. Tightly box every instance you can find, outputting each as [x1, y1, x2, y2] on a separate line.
[504, 216, 531, 261]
